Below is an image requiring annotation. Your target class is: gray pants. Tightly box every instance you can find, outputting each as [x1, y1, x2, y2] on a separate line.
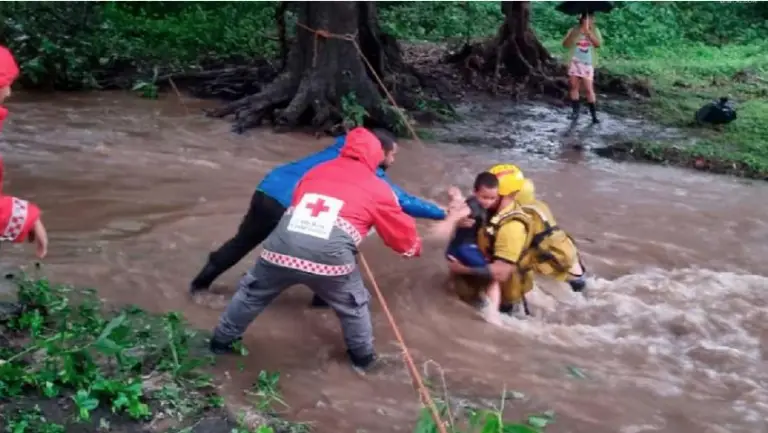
[213, 259, 374, 357]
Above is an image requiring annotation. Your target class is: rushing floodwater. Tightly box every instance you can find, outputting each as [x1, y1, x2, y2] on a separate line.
[1, 92, 767, 433]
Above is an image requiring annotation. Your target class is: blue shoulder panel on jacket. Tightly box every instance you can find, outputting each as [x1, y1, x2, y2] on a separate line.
[256, 135, 345, 207]
[257, 134, 445, 220]
[378, 170, 446, 220]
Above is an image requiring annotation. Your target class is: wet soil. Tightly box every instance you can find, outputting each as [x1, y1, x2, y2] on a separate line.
[427, 98, 688, 156]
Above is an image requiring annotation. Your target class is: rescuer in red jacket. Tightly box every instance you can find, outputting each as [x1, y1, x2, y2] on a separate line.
[0, 45, 48, 258]
[209, 127, 421, 370]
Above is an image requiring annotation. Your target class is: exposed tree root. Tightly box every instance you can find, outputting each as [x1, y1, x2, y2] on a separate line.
[444, 2, 567, 99]
[157, 58, 279, 102]
[204, 1, 444, 135]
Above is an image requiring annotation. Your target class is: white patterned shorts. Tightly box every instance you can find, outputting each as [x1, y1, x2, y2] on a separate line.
[568, 60, 594, 80]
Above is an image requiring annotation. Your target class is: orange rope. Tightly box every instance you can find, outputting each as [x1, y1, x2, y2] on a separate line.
[296, 22, 425, 148]
[296, 21, 446, 433]
[359, 254, 448, 433]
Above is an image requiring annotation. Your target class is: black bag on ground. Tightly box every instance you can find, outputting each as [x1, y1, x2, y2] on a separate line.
[695, 97, 737, 125]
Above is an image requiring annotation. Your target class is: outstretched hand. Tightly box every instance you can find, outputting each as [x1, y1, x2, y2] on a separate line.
[426, 187, 473, 242]
[447, 186, 463, 203]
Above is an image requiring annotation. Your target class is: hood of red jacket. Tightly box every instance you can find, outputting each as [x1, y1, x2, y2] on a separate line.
[0, 46, 19, 133]
[0, 46, 19, 89]
[339, 127, 384, 173]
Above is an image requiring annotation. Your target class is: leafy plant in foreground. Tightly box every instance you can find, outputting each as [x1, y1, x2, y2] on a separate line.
[0, 275, 215, 426]
[414, 362, 556, 433]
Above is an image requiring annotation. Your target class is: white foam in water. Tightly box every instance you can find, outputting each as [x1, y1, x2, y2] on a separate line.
[498, 268, 768, 421]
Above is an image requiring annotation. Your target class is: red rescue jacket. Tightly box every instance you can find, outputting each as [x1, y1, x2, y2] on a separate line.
[292, 127, 421, 257]
[0, 45, 40, 244]
[0, 45, 19, 133]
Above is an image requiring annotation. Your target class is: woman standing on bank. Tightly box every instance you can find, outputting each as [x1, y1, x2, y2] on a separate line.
[562, 13, 603, 124]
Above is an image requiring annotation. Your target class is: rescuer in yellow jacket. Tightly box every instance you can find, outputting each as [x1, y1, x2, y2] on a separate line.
[446, 164, 586, 321]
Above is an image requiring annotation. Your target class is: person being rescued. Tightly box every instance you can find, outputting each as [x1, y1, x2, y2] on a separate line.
[444, 171, 500, 269]
[438, 164, 586, 324]
[0, 45, 48, 258]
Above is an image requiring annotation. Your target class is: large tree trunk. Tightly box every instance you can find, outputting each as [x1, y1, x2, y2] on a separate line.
[494, 1, 553, 78]
[207, 1, 407, 134]
[448, 1, 565, 97]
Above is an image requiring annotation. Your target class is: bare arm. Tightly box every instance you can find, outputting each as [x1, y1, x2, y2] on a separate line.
[562, 27, 579, 48]
[31, 219, 48, 259]
[427, 202, 472, 242]
[488, 260, 515, 282]
[585, 29, 601, 47]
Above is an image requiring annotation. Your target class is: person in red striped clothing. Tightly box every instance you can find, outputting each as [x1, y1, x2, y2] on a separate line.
[0, 45, 48, 258]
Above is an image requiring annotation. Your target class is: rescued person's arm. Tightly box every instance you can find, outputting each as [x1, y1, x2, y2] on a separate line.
[428, 203, 471, 242]
[448, 220, 527, 282]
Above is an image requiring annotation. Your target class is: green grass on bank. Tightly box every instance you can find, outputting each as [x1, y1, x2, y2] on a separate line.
[383, 1, 768, 178]
[2, 1, 767, 177]
[0, 273, 298, 433]
[535, 2, 768, 178]
[597, 43, 768, 178]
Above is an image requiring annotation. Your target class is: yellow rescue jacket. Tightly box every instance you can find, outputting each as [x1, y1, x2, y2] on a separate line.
[486, 200, 579, 277]
[479, 200, 580, 308]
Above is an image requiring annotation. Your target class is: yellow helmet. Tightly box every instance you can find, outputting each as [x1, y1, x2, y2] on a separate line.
[516, 179, 536, 205]
[488, 164, 525, 196]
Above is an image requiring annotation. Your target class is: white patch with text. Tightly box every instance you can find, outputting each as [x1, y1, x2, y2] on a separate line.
[287, 193, 345, 240]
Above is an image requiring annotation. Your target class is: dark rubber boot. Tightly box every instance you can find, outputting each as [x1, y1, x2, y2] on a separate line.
[499, 303, 516, 315]
[209, 336, 242, 355]
[348, 349, 378, 371]
[569, 99, 581, 121]
[189, 262, 220, 295]
[588, 102, 600, 124]
[569, 275, 587, 293]
[309, 294, 331, 309]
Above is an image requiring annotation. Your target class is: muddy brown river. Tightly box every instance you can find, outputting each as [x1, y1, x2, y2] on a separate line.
[1, 92, 767, 433]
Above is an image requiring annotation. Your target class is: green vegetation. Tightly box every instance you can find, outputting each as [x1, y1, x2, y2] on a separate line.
[533, 2, 768, 178]
[0, 2, 279, 90]
[413, 392, 555, 433]
[413, 361, 557, 433]
[538, 3, 767, 178]
[383, 2, 768, 178]
[0, 274, 299, 433]
[3, 1, 765, 177]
